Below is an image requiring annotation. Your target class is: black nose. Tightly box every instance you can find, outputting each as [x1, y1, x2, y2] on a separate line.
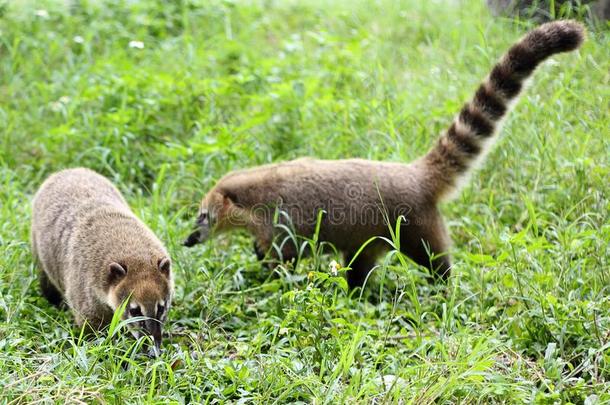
[183, 229, 201, 247]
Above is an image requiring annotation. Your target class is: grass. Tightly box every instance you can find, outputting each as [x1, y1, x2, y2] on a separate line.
[0, 0, 608, 402]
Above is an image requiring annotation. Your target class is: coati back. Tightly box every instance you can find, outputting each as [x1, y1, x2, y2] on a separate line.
[184, 21, 585, 289]
[31, 168, 173, 355]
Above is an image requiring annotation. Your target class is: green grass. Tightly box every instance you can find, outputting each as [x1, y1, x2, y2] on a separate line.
[0, 0, 608, 402]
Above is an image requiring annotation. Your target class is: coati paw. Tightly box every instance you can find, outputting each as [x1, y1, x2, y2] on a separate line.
[253, 241, 266, 261]
[39, 271, 65, 308]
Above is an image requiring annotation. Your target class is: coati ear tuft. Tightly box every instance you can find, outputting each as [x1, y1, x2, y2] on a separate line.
[158, 257, 171, 276]
[108, 262, 127, 284]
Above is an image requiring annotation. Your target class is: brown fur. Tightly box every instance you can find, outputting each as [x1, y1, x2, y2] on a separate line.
[185, 21, 584, 289]
[31, 168, 173, 353]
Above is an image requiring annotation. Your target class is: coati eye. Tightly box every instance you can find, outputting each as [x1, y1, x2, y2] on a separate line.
[129, 306, 142, 317]
[197, 211, 208, 225]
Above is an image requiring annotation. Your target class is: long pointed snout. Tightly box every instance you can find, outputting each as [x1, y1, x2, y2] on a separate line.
[145, 319, 162, 357]
[183, 228, 202, 247]
[182, 214, 210, 247]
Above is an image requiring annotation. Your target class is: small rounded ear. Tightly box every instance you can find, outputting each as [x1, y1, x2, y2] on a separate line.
[158, 257, 171, 276]
[108, 262, 126, 284]
[222, 192, 237, 207]
[222, 189, 239, 207]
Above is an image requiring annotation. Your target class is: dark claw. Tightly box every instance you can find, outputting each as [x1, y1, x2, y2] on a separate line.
[253, 241, 265, 261]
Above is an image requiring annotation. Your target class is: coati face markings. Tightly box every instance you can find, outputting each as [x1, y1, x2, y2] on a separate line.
[129, 302, 142, 317]
[127, 302, 143, 339]
[124, 298, 167, 357]
[197, 211, 209, 226]
[107, 257, 173, 357]
[157, 300, 167, 320]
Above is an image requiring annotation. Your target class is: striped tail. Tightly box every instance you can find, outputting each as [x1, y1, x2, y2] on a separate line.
[423, 20, 585, 201]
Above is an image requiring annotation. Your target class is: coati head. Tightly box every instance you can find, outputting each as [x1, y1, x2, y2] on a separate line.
[183, 189, 247, 247]
[183, 208, 212, 247]
[106, 257, 173, 357]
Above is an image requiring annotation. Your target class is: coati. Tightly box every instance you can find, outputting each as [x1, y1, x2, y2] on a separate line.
[184, 21, 585, 289]
[31, 168, 173, 355]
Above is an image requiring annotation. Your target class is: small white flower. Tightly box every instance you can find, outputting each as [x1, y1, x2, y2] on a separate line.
[329, 260, 341, 276]
[50, 102, 62, 112]
[128, 40, 144, 49]
[35, 9, 49, 19]
[50, 96, 70, 112]
[73, 36, 84, 44]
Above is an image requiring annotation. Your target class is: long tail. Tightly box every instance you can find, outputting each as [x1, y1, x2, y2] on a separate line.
[423, 20, 584, 201]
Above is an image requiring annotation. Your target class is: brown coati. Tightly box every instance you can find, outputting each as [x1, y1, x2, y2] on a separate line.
[31, 168, 173, 355]
[184, 21, 585, 289]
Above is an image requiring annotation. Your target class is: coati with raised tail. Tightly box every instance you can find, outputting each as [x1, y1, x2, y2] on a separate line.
[184, 21, 585, 289]
[31, 168, 173, 355]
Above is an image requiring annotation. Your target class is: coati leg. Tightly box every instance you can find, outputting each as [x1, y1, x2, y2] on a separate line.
[39, 271, 64, 307]
[344, 250, 379, 290]
[400, 211, 451, 282]
[31, 232, 63, 306]
[253, 232, 300, 269]
[253, 240, 266, 261]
